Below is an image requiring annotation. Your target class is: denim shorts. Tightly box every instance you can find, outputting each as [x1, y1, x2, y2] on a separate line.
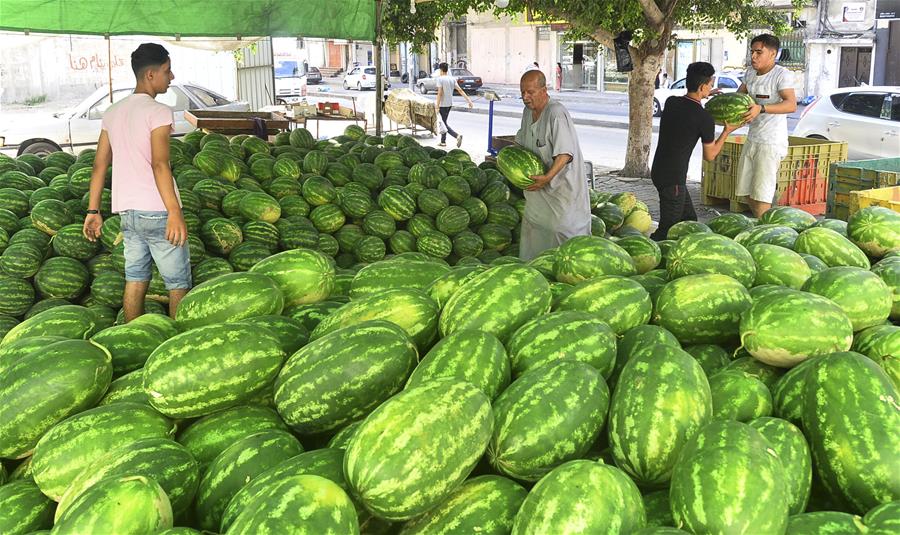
[119, 210, 191, 290]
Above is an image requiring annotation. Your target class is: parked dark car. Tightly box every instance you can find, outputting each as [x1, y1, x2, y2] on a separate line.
[306, 66, 323, 85]
[417, 68, 483, 95]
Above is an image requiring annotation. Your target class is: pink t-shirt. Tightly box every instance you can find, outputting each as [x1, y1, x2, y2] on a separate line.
[102, 93, 180, 212]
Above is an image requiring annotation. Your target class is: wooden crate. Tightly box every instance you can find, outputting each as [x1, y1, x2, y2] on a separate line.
[185, 110, 289, 135]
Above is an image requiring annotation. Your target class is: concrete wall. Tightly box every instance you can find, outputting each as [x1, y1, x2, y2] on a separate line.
[464, 11, 560, 85]
[0, 34, 237, 106]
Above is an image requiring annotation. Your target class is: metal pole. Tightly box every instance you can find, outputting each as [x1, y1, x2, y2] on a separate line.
[374, 0, 383, 135]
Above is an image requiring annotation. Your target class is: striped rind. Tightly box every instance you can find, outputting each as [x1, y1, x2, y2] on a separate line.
[97, 368, 151, 406]
[53, 475, 173, 534]
[220, 448, 348, 532]
[90, 322, 168, 375]
[175, 272, 285, 330]
[771, 356, 822, 426]
[748, 243, 812, 289]
[425, 265, 486, 309]
[55, 437, 200, 520]
[801, 352, 900, 513]
[344, 378, 493, 521]
[794, 227, 870, 269]
[846, 206, 900, 258]
[144, 323, 286, 418]
[194, 429, 305, 531]
[31, 402, 174, 500]
[740, 290, 853, 367]
[507, 310, 617, 379]
[748, 417, 812, 515]
[667, 232, 757, 287]
[249, 248, 336, 306]
[224, 474, 359, 535]
[511, 460, 646, 535]
[863, 500, 900, 532]
[708, 370, 773, 422]
[176, 404, 288, 467]
[654, 273, 753, 345]
[785, 511, 867, 534]
[555, 275, 652, 334]
[802, 266, 892, 331]
[1, 305, 100, 348]
[553, 235, 637, 284]
[398, 475, 528, 535]
[871, 257, 900, 320]
[405, 329, 509, 400]
[0, 335, 68, 376]
[0, 479, 55, 535]
[489, 360, 609, 481]
[311, 288, 439, 349]
[327, 421, 362, 450]
[670, 425, 789, 535]
[0, 339, 112, 459]
[734, 224, 799, 250]
[609, 345, 712, 487]
[349, 258, 450, 298]
[275, 320, 417, 434]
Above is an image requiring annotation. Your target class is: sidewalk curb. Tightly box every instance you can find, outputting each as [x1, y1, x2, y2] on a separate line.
[457, 106, 660, 133]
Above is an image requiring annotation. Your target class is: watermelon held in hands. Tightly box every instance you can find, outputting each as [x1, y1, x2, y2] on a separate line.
[496, 146, 543, 189]
[705, 93, 755, 125]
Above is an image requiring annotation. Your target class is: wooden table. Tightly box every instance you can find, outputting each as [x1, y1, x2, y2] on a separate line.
[185, 110, 289, 135]
[291, 113, 367, 138]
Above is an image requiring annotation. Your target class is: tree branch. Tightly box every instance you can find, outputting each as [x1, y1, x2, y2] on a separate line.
[637, 0, 665, 30]
[589, 27, 617, 49]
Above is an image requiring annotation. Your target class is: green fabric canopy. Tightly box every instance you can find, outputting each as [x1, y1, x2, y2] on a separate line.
[0, 0, 376, 41]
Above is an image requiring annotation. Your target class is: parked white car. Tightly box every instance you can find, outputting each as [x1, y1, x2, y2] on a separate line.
[793, 87, 900, 160]
[0, 84, 249, 156]
[274, 59, 308, 103]
[342, 66, 390, 91]
[653, 72, 744, 116]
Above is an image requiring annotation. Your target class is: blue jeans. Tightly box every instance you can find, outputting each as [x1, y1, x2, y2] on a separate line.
[119, 210, 191, 290]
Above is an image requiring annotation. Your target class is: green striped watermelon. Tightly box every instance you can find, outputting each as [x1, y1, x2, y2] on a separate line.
[749, 243, 812, 289]
[0, 339, 112, 459]
[249, 248, 335, 306]
[489, 360, 608, 481]
[426, 265, 486, 309]
[349, 258, 449, 298]
[871, 257, 900, 320]
[553, 235, 637, 284]
[404, 329, 510, 400]
[362, 209, 396, 239]
[759, 206, 817, 232]
[785, 511, 867, 534]
[554, 275, 652, 334]
[708, 370, 773, 421]
[863, 500, 900, 532]
[0, 479, 55, 535]
[616, 235, 662, 274]
[704, 92, 755, 124]
[201, 217, 243, 255]
[238, 191, 281, 223]
[708, 212, 755, 238]
[609, 344, 712, 487]
[496, 146, 542, 189]
[439, 264, 551, 342]
[275, 320, 416, 435]
[847, 206, 900, 258]
[34, 256, 89, 300]
[194, 429, 304, 530]
[740, 290, 854, 367]
[794, 227, 870, 269]
[735, 224, 799, 250]
[0, 275, 34, 317]
[417, 231, 453, 258]
[802, 266, 892, 331]
[344, 379, 493, 521]
[97, 368, 151, 406]
[90, 322, 167, 375]
[666, 232, 756, 287]
[506, 310, 617, 379]
[771, 356, 822, 426]
[176, 404, 288, 467]
[398, 475, 527, 535]
[511, 460, 646, 534]
[802, 352, 900, 513]
[224, 474, 358, 535]
[31, 402, 174, 500]
[52, 475, 173, 534]
[748, 416, 812, 515]
[55, 437, 199, 520]
[175, 272, 284, 330]
[684, 344, 732, 376]
[378, 185, 417, 221]
[667, 220, 712, 240]
[311, 288, 438, 350]
[144, 323, 285, 418]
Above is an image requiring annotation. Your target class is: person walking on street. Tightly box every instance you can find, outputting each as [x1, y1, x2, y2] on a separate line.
[555, 62, 563, 91]
[83, 43, 191, 321]
[434, 62, 473, 147]
[515, 70, 591, 260]
[650, 62, 740, 240]
[735, 34, 797, 217]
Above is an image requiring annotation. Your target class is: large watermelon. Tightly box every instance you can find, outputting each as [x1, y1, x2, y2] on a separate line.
[249, 248, 335, 306]
[553, 235, 637, 283]
[344, 379, 493, 521]
[175, 272, 285, 330]
[51, 475, 173, 534]
[496, 145, 543, 189]
[847, 206, 900, 258]
[748, 243, 812, 289]
[554, 275, 652, 334]
[802, 266, 893, 331]
[652, 273, 752, 345]
[666, 232, 756, 287]
[704, 92, 755, 124]
[794, 226, 870, 269]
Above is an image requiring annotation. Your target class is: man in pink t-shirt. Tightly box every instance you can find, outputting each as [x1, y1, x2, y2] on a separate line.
[83, 43, 190, 321]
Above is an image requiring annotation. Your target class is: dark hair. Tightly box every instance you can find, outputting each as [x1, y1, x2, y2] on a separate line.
[439, 62, 449, 72]
[751, 34, 780, 52]
[685, 62, 715, 92]
[131, 43, 169, 77]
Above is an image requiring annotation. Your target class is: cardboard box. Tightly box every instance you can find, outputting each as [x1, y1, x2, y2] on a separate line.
[292, 103, 318, 118]
[317, 102, 340, 115]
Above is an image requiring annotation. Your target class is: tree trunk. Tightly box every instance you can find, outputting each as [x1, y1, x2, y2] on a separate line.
[620, 48, 663, 178]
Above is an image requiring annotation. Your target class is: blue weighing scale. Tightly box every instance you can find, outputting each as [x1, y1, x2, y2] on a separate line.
[482, 89, 502, 157]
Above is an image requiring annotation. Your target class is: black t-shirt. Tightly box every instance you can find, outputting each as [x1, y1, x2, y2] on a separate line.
[651, 96, 715, 187]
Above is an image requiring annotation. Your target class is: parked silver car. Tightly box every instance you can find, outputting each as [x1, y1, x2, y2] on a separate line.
[417, 68, 483, 95]
[793, 86, 900, 160]
[0, 83, 249, 156]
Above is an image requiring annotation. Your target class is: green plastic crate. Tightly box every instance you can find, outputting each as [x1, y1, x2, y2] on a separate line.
[827, 158, 900, 221]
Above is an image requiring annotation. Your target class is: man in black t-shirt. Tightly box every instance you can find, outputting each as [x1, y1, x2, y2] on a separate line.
[650, 62, 740, 240]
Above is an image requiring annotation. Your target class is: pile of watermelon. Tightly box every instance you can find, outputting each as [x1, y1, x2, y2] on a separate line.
[1, 128, 899, 535]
